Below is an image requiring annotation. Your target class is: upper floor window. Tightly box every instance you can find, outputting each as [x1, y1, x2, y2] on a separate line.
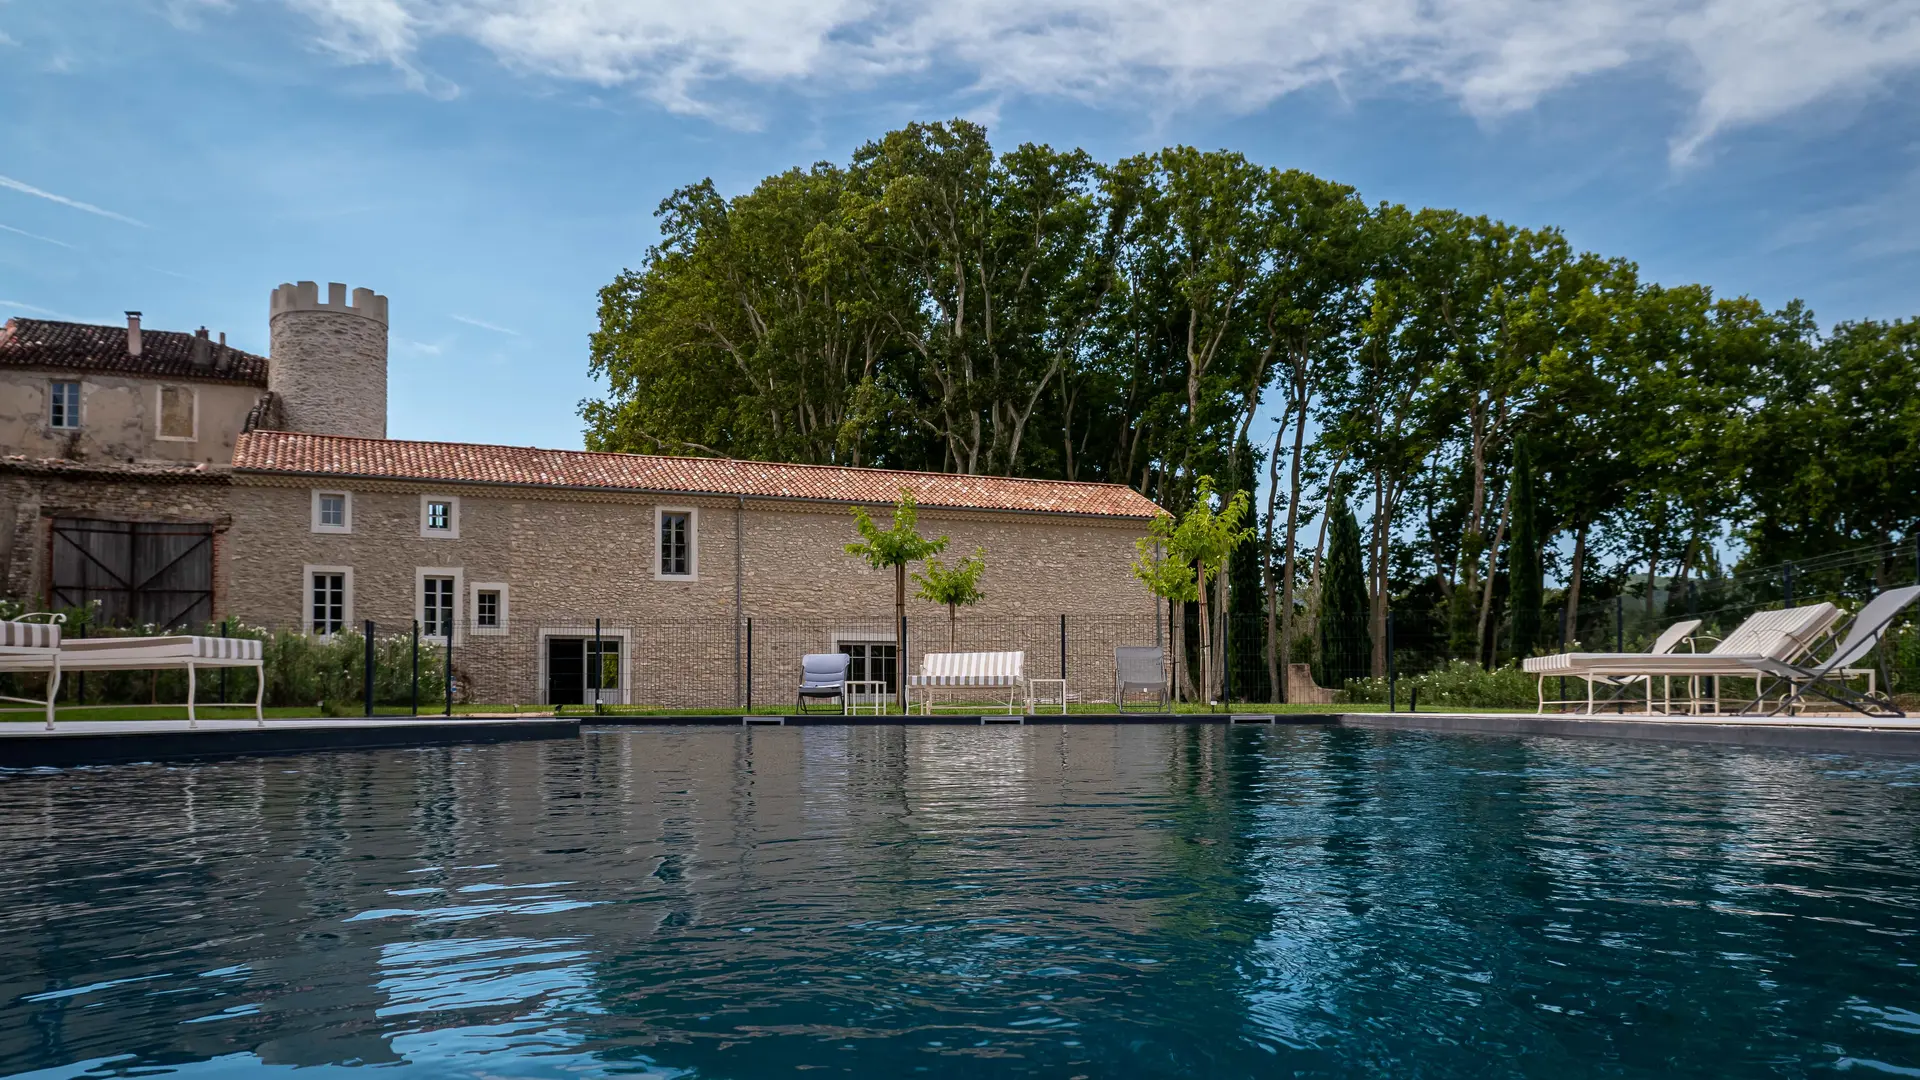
[49, 381, 80, 429]
[657, 508, 695, 578]
[157, 385, 196, 441]
[420, 494, 460, 539]
[312, 490, 352, 534]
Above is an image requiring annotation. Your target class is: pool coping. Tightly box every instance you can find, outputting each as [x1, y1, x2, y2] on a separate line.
[0, 717, 581, 768]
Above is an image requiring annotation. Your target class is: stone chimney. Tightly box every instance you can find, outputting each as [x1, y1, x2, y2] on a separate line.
[191, 327, 212, 368]
[125, 311, 142, 357]
[215, 331, 230, 372]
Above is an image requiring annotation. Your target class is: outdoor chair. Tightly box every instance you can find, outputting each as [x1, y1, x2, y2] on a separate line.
[795, 652, 851, 714]
[1751, 585, 1920, 718]
[1114, 646, 1168, 711]
[1523, 605, 1840, 715]
[0, 613, 64, 729]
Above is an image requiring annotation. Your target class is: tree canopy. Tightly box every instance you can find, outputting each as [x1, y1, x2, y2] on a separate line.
[589, 118, 1920, 675]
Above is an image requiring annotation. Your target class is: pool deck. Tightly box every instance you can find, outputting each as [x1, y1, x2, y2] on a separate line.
[3, 709, 1916, 766]
[0, 716, 580, 768]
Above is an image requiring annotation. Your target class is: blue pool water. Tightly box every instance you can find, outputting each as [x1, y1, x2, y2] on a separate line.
[2, 725, 1919, 1078]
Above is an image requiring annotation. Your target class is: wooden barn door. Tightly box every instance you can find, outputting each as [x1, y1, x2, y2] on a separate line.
[50, 519, 213, 629]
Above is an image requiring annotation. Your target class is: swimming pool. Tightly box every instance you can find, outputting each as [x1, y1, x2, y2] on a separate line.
[2, 725, 1917, 1078]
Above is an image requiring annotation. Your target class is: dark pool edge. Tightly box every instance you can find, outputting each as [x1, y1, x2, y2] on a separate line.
[579, 712, 1336, 727]
[1340, 711, 1920, 757]
[0, 719, 581, 769]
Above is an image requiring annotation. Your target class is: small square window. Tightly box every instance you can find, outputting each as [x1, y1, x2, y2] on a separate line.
[49, 382, 80, 429]
[427, 501, 451, 530]
[420, 494, 460, 538]
[476, 589, 500, 627]
[318, 494, 347, 528]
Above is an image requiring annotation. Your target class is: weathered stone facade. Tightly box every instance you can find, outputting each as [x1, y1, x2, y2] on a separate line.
[226, 476, 1159, 707]
[1, 462, 234, 611]
[267, 282, 388, 439]
[0, 370, 263, 467]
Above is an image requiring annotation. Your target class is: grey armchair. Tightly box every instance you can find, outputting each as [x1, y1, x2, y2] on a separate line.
[796, 652, 852, 714]
[1115, 646, 1168, 711]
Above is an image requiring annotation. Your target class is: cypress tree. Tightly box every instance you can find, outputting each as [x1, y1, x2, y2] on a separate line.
[1317, 484, 1371, 687]
[1507, 437, 1543, 660]
[1228, 438, 1269, 701]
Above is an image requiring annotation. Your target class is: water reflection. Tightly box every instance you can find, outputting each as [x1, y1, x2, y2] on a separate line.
[1, 726, 1917, 1078]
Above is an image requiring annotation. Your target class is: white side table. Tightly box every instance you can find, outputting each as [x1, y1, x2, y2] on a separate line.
[846, 680, 890, 715]
[1027, 678, 1067, 715]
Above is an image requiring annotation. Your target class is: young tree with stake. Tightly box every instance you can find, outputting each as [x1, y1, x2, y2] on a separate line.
[846, 489, 948, 711]
[913, 548, 987, 649]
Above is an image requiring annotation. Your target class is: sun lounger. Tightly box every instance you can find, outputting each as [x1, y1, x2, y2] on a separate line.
[0, 614, 65, 728]
[0, 624, 265, 729]
[1524, 605, 1840, 714]
[1749, 586, 1920, 718]
[910, 651, 1026, 715]
[1526, 618, 1701, 713]
[1115, 646, 1167, 710]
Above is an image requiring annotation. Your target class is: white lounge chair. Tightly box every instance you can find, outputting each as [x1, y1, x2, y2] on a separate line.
[910, 651, 1026, 715]
[0, 614, 65, 729]
[1524, 605, 1841, 715]
[1528, 617, 1701, 713]
[0, 621, 265, 730]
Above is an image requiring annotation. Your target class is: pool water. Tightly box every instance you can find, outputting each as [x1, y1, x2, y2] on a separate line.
[2, 725, 1919, 1078]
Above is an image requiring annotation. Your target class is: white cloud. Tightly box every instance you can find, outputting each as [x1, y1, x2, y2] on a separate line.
[266, 0, 1920, 159]
[0, 222, 76, 248]
[0, 174, 147, 226]
[450, 313, 519, 335]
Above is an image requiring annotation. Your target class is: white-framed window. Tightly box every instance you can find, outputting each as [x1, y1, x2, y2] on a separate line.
[655, 507, 697, 579]
[304, 565, 353, 636]
[470, 581, 508, 636]
[416, 567, 463, 642]
[311, 490, 352, 534]
[49, 381, 80, 429]
[156, 385, 197, 441]
[420, 494, 460, 539]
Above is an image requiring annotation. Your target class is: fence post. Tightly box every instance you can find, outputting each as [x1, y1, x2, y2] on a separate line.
[219, 618, 229, 705]
[1784, 562, 1795, 608]
[411, 620, 420, 717]
[1169, 600, 1178, 706]
[1615, 595, 1624, 652]
[899, 613, 909, 715]
[745, 617, 753, 712]
[444, 630, 453, 717]
[1222, 612, 1232, 709]
[363, 619, 375, 718]
[593, 617, 603, 716]
[1059, 613, 1067, 684]
[1387, 611, 1396, 713]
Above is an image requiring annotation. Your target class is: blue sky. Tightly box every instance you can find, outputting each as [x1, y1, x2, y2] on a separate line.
[2, 0, 1918, 453]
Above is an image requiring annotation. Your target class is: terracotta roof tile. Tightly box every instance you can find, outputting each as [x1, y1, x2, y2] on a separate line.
[234, 431, 1163, 518]
[0, 318, 267, 386]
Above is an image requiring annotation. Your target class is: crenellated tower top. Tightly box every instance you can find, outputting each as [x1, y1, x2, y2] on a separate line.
[270, 281, 388, 326]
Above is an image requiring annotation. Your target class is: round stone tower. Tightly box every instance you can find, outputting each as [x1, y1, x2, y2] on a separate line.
[268, 281, 389, 438]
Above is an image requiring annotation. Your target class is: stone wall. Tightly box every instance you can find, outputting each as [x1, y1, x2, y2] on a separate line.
[0, 464, 233, 611]
[0, 369, 263, 466]
[267, 282, 388, 438]
[226, 477, 1160, 707]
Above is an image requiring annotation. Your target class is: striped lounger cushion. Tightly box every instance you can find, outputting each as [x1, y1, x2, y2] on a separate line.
[60, 636, 263, 661]
[0, 621, 62, 649]
[910, 651, 1026, 687]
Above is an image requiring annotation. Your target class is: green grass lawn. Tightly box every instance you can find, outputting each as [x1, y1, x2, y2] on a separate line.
[0, 703, 547, 723]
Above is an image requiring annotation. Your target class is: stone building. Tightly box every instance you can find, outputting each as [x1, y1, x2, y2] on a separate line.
[0, 281, 388, 625]
[6, 278, 1165, 706]
[225, 432, 1163, 707]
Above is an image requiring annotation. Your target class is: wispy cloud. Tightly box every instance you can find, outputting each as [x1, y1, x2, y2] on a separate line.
[258, 0, 1920, 163]
[0, 222, 76, 249]
[0, 174, 147, 227]
[1771, 165, 1920, 259]
[450, 313, 519, 336]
